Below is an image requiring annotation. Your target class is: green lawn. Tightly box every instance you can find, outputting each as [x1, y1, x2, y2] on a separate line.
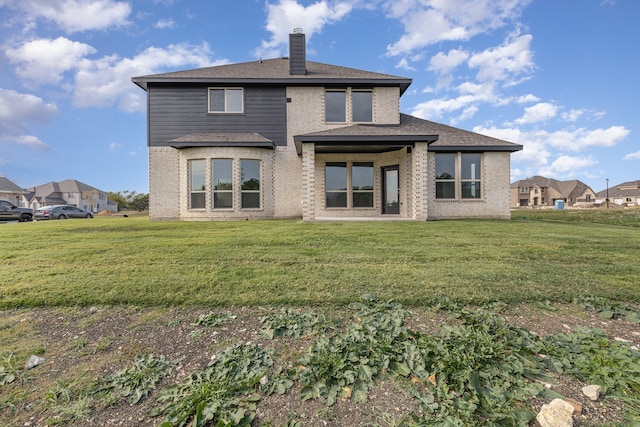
[1, 212, 639, 308]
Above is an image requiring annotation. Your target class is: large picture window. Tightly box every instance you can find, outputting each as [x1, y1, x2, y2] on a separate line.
[189, 159, 206, 209]
[241, 159, 261, 209]
[435, 153, 483, 200]
[352, 90, 372, 123]
[325, 90, 346, 122]
[209, 88, 243, 113]
[325, 161, 374, 209]
[212, 159, 233, 209]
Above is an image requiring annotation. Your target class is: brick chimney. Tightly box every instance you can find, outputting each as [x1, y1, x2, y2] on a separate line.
[289, 28, 306, 75]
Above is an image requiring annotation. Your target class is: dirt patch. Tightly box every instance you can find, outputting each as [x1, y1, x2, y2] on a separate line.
[1, 303, 638, 426]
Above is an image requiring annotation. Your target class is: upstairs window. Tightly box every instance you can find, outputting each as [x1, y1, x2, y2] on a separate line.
[325, 90, 346, 122]
[209, 88, 243, 113]
[352, 90, 372, 122]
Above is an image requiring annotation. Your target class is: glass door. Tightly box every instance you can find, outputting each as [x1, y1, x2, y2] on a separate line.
[382, 165, 400, 215]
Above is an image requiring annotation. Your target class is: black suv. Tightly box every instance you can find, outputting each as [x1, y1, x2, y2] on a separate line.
[0, 199, 33, 222]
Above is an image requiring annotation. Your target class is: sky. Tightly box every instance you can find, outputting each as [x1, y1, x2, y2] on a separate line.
[0, 0, 638, 194]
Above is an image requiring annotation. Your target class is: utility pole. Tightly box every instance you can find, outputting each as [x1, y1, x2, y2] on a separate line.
[606, 178, 609, 209]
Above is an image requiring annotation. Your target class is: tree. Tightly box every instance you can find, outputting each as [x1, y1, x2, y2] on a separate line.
[108, 190, 149, 211]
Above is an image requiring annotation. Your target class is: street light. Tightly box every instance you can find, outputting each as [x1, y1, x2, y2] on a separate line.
[606, 178, 609, 209]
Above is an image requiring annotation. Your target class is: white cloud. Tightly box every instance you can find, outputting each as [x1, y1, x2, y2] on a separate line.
[516, 94, 539, 103]
[515, 102, 558, 124]
[0, 88, 57, 132]
[8, 0, 131, 32]
[468, 33, 534, 83]
[5, 37, 96, 85]
[546, 126, 629, 151]
[538, 154, 597, 177]
[0, 88, 56, 150]
[624, 151, 640, 160]
[561, 109, 585, 122]
[155, 19, 175, 29]
[385, 0, 531, 56]
[254, 0, 353, 58]
[429, 49, 469, 74]
[73, 43, 219, 111]
[0, 134, 49, 150]
[109, 142, 122, 152]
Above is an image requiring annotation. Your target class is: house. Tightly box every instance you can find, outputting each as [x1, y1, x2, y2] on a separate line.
[132, 30, 522, 221]
[596, 180, 640, 206]
[0, 176, 27, 206]
[510, 176, 597, 208]
[22, 179, 118, 213]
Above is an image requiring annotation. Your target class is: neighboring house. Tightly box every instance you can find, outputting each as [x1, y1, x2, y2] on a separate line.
[132, 31, 522, 221]
[22, 179, 118, 212]
[0, 176, 27, 206]
[510, 176, 597, 208]
[596, 180, 640, 206]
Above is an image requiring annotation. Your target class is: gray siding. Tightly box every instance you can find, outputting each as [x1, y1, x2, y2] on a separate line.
[148, 85, 287, 146]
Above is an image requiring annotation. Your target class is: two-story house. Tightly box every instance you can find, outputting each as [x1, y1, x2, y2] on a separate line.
[23, 179, 118, 213]
[133, 31, 522, 221]
[510, 175, 597, 208]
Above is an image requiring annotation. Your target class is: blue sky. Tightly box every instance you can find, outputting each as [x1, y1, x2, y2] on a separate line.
[0, 0, 637, 194]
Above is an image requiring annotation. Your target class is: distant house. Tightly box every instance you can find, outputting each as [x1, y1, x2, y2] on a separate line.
[132, 30, 522, 221]
[0, 176, 27, 206]
[22, 179, 118, 212]
[596, 180, 640, 206]
[510, 176, 597, 208]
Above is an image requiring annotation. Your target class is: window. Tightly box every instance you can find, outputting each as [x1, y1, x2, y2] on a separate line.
[520, 187, 529, 193]
[212, 159, 233, 209]
[435, 153, 483, 200]
[352, 90, 372, 122]
[209, 88, 243, 113]
[241, 159, 261, 209]
[352, 162, 374, 207]
[189, 159, 206, 209]
[435, 154, 455, 199]
[461, 154, 481, 199]
[325, 90, 346, 122]
[325, 162, 347, 207]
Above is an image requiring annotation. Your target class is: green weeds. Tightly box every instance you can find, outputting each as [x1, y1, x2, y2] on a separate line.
[260, 308, 323, 339]
[192, 312, 235, 327]
[151, 343, 292, 427]
[94, 353, 177, 405]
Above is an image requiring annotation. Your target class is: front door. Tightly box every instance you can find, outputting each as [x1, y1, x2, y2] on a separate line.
[382, 165, 400, 215]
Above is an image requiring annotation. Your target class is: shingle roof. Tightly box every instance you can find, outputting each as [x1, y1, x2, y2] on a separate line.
[595, 180, 640, 197]
[511, 176, 594, 198]
[132, 58, 412, 93]
[294, 114, 522, 151]
[169, 132, 274, 148]
[0, 176, 24, 192]
[26, 179, 103, 201]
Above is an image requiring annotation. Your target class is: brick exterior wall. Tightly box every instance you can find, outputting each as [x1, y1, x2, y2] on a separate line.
[148, 85, 514, 221]
[427, 151, 512, 219]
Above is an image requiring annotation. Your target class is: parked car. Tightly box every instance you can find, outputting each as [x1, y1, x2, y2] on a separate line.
[35, 205, 93, 220]
[0, 199, 33, 222]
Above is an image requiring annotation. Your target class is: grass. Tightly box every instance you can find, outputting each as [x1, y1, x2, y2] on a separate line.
[1, 210, 639, 309]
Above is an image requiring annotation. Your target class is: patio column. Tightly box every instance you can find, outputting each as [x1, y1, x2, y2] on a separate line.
[302, 142, 316, 221]
[411, 142, 429, 220]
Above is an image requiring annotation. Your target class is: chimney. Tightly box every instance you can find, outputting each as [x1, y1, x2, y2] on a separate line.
[289, 28, 306, 75]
